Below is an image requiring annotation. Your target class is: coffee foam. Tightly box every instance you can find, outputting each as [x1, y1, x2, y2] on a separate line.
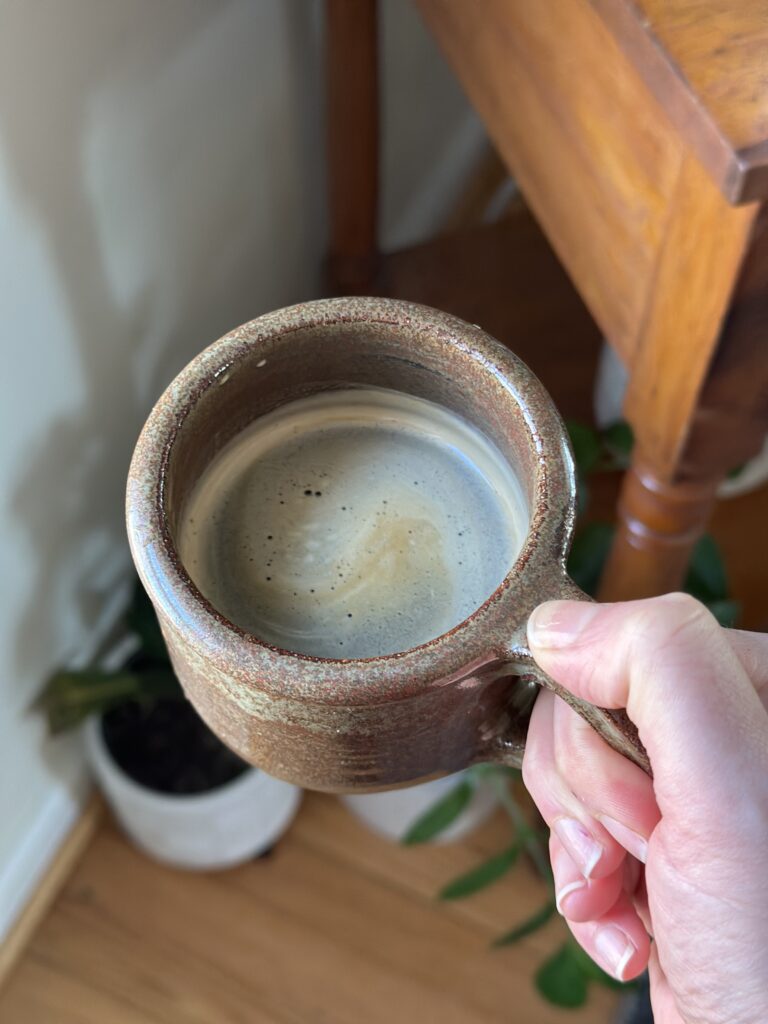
[178, 388, 528, 658]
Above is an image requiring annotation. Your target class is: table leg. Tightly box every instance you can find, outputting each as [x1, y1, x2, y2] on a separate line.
[325, 0, 380, 294]
[599, 460, 718, 600]
[599, 159, 766, 601]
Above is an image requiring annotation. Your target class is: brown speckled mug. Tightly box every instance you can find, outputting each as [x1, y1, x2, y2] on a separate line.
[127, 298, 648, 791]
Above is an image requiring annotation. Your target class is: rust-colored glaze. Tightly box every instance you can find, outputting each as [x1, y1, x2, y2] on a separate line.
[127, 298, 648, 790]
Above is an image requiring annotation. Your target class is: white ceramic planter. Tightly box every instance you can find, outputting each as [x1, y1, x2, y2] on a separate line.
[85, 715, 301, 870]
[340, 771, 496, 843]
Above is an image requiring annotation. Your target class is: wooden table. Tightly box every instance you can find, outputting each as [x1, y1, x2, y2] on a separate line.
[325, 0, 768, 600]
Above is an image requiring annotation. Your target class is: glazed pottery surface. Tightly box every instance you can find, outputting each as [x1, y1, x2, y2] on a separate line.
[127, 298, 648, 791]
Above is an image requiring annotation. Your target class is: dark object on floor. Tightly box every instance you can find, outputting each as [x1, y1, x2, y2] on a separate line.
[616, 973, 653, 1023]
[101, 697, 248, 795]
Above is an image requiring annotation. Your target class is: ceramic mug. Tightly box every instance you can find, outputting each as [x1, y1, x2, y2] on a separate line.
[127, 298, 648, 792]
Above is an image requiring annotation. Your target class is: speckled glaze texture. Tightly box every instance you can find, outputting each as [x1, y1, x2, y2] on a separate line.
[126, 298, 649, 791]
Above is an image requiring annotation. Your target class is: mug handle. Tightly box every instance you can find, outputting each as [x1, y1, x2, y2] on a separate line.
[507, 575, 652, 777]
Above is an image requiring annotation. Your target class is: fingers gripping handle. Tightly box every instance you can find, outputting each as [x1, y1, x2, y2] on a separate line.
[521, 654, 651, 776]
[513, 579, 652, 777]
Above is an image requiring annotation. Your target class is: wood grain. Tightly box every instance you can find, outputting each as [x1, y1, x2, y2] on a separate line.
[325, 0, 380, 294]
[623, 151, 757, 478]
[0, 795, 103, 989]
[416, 0, 683, 362]
[593, 0, 768, 202]
[0, 796, 617, 1023]
[602, 151, 762, 598]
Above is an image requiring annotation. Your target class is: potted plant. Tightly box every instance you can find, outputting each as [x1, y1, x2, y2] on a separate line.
[38, 580, 301, 870]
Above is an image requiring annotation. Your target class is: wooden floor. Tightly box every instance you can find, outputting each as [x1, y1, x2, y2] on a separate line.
[0, 795, 618, 1024]
[3, 203, 766, 1023]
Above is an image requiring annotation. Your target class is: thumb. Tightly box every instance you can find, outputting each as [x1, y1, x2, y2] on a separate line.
[527, 593, 768, 816]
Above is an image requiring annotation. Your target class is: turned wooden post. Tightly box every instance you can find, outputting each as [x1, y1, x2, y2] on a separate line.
[600, 159, 767, 600]
[325, 0, 380, 295]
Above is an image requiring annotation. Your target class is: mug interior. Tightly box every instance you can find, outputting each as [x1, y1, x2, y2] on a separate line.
[160, 315, 541, 658]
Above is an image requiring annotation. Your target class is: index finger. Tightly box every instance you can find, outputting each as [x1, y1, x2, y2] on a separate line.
[527, 593, 768, 813]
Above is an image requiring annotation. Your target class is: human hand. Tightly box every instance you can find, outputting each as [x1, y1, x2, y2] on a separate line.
[522, 593, 768, 1024]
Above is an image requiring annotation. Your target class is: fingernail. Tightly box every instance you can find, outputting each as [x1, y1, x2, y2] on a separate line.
[599, 815, 649, 864]
[594, 925, 636, 981]
[553, 818, 603, 878]
[528, 601, 599, 649]
[555, 879, 585, 915]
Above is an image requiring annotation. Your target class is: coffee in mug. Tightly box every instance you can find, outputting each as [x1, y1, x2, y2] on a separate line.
[179, 387, 529, 659]
[127, 298, 649, 789]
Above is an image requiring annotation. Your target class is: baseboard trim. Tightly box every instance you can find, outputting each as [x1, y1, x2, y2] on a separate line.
[0, 795, 103, 990]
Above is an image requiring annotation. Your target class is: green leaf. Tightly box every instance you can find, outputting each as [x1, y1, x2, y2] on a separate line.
[126, 578, 170, 663]
[566, 420, 601, 476]
[535, 942, 588, 1008]
[493, 901, 556, 946]
[601, 421, 634, 468]
[705, 598, 741, 628]
[727, 462, 746, 480]
[37, 668, 181, 734]
[567, 522, 615, 596]
[439, 844, 520, 900]
[401, 780, 473, 845]
[684, 534, 728, 602]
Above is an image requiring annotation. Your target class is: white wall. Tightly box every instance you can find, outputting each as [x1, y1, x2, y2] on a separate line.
[0, 0, 479, 940]
[380, 0, 486, 250]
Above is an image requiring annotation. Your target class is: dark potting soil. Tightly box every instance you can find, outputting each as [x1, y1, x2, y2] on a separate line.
[101, 698, 249, 795]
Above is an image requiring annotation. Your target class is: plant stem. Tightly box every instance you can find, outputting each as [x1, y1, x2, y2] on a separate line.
[490, 774, 552, 883]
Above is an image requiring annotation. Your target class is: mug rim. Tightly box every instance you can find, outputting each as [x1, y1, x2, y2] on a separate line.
[126, 297, 577, 706]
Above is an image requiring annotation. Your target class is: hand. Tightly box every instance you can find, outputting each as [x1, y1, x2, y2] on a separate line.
[522, 593, 768, 1024]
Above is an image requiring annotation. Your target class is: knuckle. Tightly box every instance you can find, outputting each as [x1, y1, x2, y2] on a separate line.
[658, 591, 707, 619]
[631, 592, 713, 651]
